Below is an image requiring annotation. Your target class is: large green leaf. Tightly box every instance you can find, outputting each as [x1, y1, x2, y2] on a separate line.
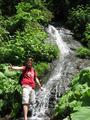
[71, 107, 90, 120]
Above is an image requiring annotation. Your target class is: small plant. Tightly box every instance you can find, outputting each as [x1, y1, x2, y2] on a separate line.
[76, 47, 90, 58]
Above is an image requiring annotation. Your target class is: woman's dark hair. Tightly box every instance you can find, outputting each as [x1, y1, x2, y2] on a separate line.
[26, 58, 33, 63]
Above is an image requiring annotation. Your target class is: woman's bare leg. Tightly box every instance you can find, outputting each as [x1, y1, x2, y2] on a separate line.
[23, 104, 29, 120]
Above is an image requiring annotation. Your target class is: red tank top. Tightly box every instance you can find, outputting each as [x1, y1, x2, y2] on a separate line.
[21, 66, 37, 89]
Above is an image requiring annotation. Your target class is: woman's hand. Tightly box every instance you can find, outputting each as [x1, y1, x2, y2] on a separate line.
[40, 86, 43, 91]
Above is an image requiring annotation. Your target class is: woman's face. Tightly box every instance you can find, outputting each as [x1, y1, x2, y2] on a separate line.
[26, 60, 32, 68]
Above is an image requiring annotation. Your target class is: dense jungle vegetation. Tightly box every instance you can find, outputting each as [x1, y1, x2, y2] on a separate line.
[0, 0, 90, 119]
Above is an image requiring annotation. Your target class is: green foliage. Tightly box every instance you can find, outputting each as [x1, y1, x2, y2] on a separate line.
[84, 23, 90, 48]
[55, 68, 90, 119]
[70, 74, 80, 86]
[46, 0, 90, 21]
[0, 64, 22, 119]
[0, 22, 59, 64]
[71, 107, 90, 120]
[0, 78, 21, 94]
[0, 45, 25, 64]
[0, 16, 9, 43]
[67, 5, 90, 48]
[16, 2, 53, 23]
[79, 68, 90, 86]
[0, 26, 9, 42]
[34, 62, 49, 77]
[76, 47, 90, 58]
[0, 72, 6, 79]
[0, 99, 4, 111]
[10, 102, 21, 119]
[0, 1, 57, 65]
[67, 5, 90, 40]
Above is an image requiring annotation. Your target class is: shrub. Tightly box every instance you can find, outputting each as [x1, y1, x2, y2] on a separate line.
[67, 5, 90, 43]
[76, 47, 90, 58]
[83, 23, 90, 48]
[0, 64, 22, 119]
[34, 62, 49, 77]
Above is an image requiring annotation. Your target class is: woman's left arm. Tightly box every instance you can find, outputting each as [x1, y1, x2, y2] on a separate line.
[35, 77, 43, 90]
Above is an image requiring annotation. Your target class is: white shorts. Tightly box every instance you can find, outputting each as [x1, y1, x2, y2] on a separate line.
[22, 85, 35, 104]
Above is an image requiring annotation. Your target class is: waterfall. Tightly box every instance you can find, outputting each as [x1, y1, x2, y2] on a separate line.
[47, 25, 70, 56]
[20, 25, 77, 120]
[25, 25, 73, 120]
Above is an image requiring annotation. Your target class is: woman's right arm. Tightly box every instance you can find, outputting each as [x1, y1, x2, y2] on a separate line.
[9, 65, 24, 70]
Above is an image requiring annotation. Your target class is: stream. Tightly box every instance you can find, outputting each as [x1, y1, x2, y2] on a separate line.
[20, 25, 90, 120]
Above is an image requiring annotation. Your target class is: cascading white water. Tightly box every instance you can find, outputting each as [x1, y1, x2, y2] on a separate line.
[28, 25, 72, 120]
[47, 25, 70, 56]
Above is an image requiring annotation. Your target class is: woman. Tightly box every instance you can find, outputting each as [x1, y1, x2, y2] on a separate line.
[9, 58, 42, 120]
